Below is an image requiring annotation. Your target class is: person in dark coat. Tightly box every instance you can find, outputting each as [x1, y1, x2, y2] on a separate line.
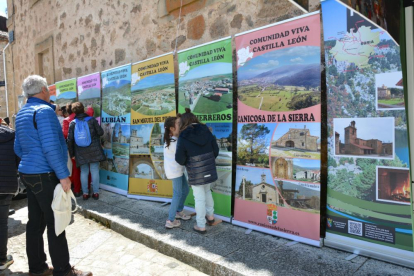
[175, 108, 219, 233]
[67, 102, 105, 200]
[0, 122, 18, 271]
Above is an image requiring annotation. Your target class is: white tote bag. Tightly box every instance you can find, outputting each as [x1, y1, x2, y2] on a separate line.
[51, 184, 77, 236]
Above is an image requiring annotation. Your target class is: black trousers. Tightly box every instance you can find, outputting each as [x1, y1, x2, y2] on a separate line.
[20, 172, 71, 276]
[0, 194, 12, 263]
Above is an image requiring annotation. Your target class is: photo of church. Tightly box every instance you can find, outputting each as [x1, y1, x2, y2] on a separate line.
[334, 118, 394, 159]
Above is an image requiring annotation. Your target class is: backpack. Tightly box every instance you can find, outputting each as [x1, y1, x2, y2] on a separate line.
[74, 117, 93, 147]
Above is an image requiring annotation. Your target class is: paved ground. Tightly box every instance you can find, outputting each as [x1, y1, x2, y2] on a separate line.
[77, 190, 414, 276]
[1, 199, 206, 276]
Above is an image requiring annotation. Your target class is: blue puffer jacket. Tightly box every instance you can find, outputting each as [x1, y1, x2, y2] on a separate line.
[14, 97, 70, 179]
[175, 124, 219, 185]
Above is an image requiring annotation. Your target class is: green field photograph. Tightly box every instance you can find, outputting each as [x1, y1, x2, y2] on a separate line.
[179, 62, 233, 114]
[237, 46, 321, 112]
[375, 71, 404, 110]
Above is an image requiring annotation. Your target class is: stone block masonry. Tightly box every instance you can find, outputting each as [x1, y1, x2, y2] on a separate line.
[4, 0, 320, 117]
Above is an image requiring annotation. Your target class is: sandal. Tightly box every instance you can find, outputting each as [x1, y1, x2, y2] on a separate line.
[193, 225, 206, 234]
[205, 216, 215, 226]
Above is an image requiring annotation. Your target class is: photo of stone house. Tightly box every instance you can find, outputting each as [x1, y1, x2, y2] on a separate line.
[272, 126, 319, 151]
[335, 119, 394, 158]
[271, 124, 320, 160]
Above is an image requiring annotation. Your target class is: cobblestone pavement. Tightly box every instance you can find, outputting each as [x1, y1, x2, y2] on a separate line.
[1, 199, 206, 276]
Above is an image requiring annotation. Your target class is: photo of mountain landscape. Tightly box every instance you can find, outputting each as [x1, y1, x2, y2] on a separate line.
[238, 46, 321, 112]
[102, 79, 131, 117]
[79, 87, 101, 118]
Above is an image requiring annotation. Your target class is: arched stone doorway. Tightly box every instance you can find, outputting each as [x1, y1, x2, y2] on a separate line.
[286, 140, 294, 148]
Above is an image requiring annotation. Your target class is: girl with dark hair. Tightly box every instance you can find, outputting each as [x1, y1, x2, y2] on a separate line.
[175, 108, 219, 233]
[163, 116, 191, 229]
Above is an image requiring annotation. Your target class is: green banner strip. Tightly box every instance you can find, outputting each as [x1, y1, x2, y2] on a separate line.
[328, 197, 412, 224]
[328, 188, 411, 215]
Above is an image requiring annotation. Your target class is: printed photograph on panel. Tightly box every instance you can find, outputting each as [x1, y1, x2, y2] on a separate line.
[376, 166, 410, 205]
[130, 155, 161, 179]
[131, 73, 175, 116]
[207, 123, 232, 196]
[271, 123, 320, 160]
[235, 167, 277, 205]
[274, 179, 320, 213]
[130, 124, 152, 155]
[375, 71, 404, 110]
[179, 63, 233, 114]
[237, 123, 276, 168]
[102, 79, 131, 117]
[271, 157, 320, 183]
[150, 123, 165, 161]
[112, 123, 130, 158]
[333, 117, 394, 159]
[237, 46, 321, 112]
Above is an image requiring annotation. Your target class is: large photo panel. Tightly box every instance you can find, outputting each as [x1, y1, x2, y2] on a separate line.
[100, 64, 132, 194]
[322, 0, 413, 260]
[129, 53, 176, 201]
[234, 12, 322, 246]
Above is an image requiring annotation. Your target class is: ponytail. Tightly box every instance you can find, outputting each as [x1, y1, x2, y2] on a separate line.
[163, 117, 177, 148]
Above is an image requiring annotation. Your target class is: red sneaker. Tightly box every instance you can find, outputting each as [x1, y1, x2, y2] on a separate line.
[82, 194, 90, 200]
[92, 193, 99, 200]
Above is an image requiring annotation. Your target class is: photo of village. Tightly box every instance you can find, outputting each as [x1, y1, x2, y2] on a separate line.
[130, 124, 151, 155]
[334, 118, 394, 159]
[102, 79, 131, 117]
[375, 71, 404, 110]
[235, 166, 320, 213]
[150, 123, 164, 162]
[237, 47, 321, 112]
[111, 123, 130, 158]
[271, 157, 320, 183]
[237, 123, 275, 168]
[376, 166, 410, 205]
[79, 87, 101, 118]
[131, 73, 175, 116]
[179, 63, 233, 114]
[271, 123, 320, 160]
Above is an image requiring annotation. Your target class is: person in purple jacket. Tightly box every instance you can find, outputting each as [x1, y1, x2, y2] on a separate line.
[15, 75, 92, 276]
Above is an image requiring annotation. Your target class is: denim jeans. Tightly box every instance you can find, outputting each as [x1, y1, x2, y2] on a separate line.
[168, 175, 190, 222]
[80, 162, 100, 194]
[0, 194, 12, 263]
[192, 184, 214, 228]
[20, 172, 71, 276]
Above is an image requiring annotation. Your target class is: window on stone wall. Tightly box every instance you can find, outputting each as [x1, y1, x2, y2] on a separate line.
[35, 36, 54, 84]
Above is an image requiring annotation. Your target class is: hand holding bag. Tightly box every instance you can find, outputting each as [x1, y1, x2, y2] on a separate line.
[51, 184, 77, 236]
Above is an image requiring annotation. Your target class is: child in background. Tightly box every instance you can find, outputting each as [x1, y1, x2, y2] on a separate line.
[163, 116, 191, 229]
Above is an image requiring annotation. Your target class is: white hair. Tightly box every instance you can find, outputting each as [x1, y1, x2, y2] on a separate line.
[22, 75, 48, 98]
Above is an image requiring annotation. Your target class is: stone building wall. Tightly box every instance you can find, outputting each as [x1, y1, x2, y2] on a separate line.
[4, 0, 320, 116]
